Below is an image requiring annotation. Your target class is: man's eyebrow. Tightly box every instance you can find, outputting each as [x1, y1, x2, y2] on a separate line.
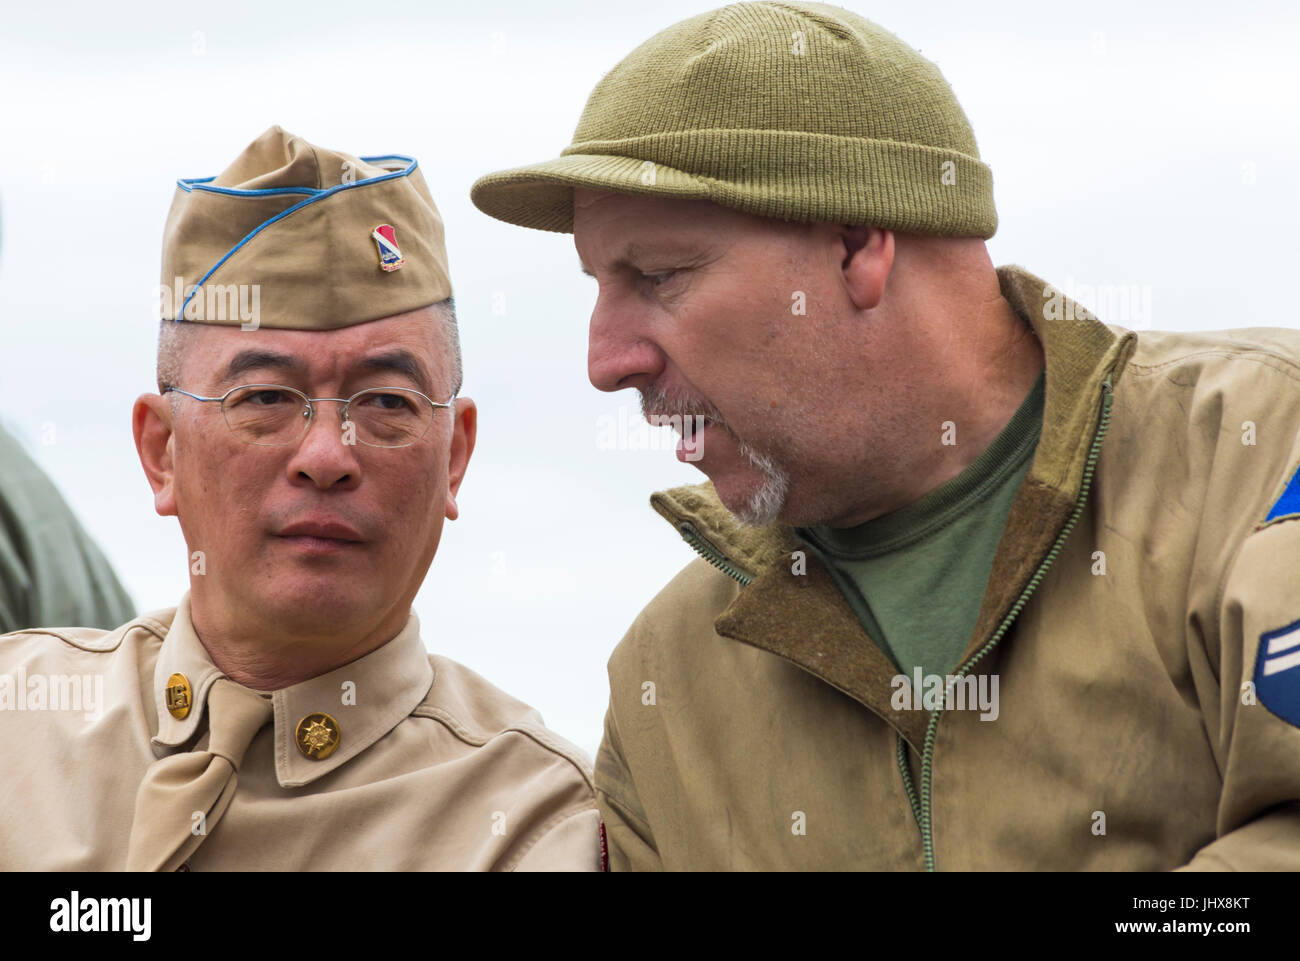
[219, 350, 303, 387]
[579, 241, 707, 277]
[355, 350, 435, 396]
[216, 348, 436, 396]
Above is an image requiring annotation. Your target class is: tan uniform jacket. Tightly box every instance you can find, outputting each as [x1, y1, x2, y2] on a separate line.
[596, 264, 1300, 870]
[0, 595, 602, 870]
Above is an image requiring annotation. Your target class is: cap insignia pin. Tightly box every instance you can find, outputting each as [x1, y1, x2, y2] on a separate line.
[371, 223, 405, 272]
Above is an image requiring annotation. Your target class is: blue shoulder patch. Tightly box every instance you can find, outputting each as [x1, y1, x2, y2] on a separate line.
[1263, 462, 1300, 527]
[1255, 617, 1300, 726]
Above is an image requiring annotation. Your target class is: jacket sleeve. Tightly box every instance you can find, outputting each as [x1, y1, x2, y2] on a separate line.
[511, 805, 604, 872]
[1178, 467, 1300, 870]
[594, 700, 663, 871]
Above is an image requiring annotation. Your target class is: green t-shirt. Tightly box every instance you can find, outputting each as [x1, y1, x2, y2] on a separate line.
[797, 371, 1044, 679]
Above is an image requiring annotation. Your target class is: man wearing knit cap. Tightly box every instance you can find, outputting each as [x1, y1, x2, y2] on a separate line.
[0, 127, 602, 871]
[472, 2, 1300, 870]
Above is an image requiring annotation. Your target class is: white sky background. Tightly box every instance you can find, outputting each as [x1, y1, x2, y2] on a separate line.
[1, 0, 1297, 760]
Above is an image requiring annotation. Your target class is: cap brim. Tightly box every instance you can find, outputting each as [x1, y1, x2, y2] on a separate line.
[470, 154, 713, 234]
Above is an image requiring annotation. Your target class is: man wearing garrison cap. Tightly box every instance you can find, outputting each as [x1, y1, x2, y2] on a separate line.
[472, 2, 1300, 870]
[0, 127, 602, 871]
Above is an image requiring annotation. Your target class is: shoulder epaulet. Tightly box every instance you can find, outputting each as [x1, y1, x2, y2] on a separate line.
[412, 653, 594, 790]
[2, 609, 171, 654]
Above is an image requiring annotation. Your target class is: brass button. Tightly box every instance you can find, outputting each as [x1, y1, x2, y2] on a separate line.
[295, 712, 341, 760]
[165, 673, 192, 719]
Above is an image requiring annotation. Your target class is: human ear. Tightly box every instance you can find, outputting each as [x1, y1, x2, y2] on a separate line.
[444, 397, 477, 521]
[133, 393, 178, 517]
[839, 225, 894, 310]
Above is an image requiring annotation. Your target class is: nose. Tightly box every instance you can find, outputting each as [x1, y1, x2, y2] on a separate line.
[284, 401, 362, 491]
[587, 289, 666, 393]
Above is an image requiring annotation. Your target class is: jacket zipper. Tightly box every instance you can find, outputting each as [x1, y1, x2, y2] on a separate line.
[900, 375, 1116, 871]
[673, 376, 1115, 872]
[678, 522, 754, 586]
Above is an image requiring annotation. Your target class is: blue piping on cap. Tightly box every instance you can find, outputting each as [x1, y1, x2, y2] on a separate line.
[173, 155, 418, 321]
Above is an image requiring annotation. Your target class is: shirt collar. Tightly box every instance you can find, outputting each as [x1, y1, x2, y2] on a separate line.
[151, 593, 433, 787]
[152, 593, 228, 753]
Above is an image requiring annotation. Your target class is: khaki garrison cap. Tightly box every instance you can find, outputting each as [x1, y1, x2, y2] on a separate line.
[471, 1, 996, 238]
[161, 126, 452, 329]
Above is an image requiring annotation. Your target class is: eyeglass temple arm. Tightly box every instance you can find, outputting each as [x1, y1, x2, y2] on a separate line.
[163, 387, 223, 402]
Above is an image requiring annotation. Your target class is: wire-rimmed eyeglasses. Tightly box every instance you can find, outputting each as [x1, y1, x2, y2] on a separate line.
[163, 383, 456, 449]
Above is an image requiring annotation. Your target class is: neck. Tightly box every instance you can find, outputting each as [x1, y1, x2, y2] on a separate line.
[817, 289, 1044, 529]
[186, 592, 408, 690]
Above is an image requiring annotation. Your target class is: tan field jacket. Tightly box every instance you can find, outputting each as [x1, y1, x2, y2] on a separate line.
[596, 265, 1300, 870]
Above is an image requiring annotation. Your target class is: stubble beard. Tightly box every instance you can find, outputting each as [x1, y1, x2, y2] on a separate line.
[640, 385, 792, 528]
[730, 437, 791, 527]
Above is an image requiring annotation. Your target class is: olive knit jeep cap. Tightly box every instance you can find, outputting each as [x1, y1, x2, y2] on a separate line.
[470, 1, 996, 238]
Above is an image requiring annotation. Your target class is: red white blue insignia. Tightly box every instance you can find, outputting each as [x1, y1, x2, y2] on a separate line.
[1255, 617, 1300, 726]
[371, 224, 405, 272]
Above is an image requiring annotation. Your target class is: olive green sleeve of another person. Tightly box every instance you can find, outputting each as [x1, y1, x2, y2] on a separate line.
[0, 426, 135, 632]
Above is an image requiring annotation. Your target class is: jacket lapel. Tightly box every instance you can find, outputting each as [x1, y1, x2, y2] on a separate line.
[651, 485, 930, 746]
[953, 266, 1138, 667]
